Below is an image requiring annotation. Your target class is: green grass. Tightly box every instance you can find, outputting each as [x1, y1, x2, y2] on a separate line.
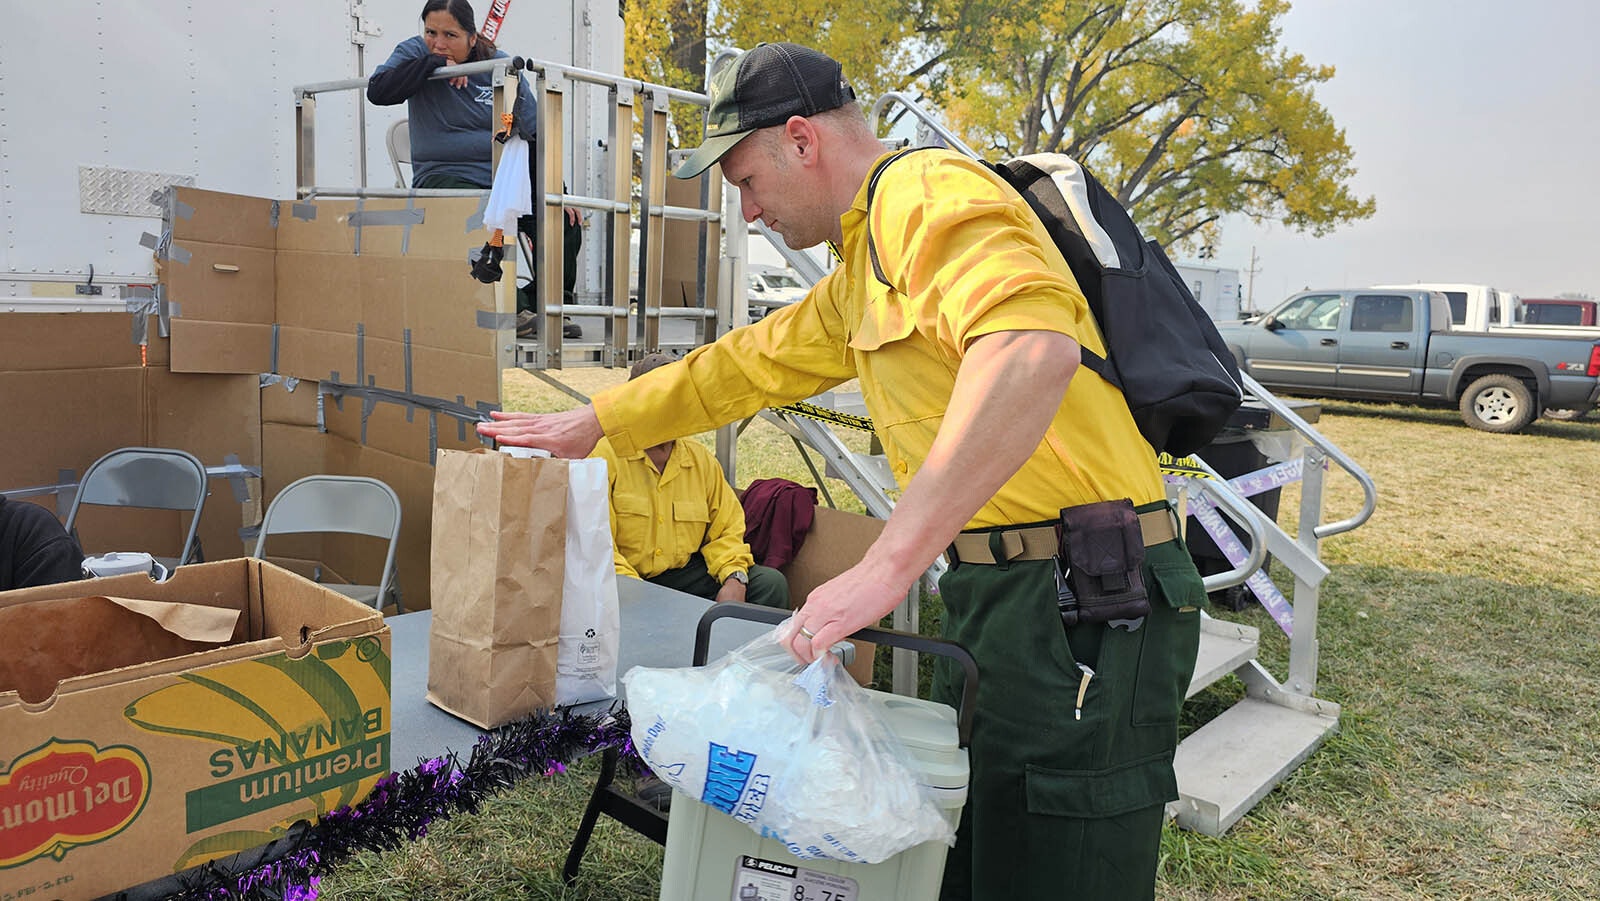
[321, 756, 664, 900]
[321, 383, 1600, 900]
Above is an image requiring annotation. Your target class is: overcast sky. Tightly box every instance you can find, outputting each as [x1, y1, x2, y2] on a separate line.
[751, 2, 1600, 304]
[1214, 0, 1600, 308]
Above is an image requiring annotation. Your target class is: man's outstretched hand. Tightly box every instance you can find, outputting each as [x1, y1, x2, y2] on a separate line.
[477, 406, 604, 458]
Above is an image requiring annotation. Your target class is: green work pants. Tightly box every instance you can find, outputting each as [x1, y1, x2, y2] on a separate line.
[644, 553, 790, 610]
[932, 522, 1204, 901]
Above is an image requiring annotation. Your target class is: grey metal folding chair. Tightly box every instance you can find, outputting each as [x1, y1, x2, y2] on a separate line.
[64, 446, 209, 571]
[387, 118, 412, 188]
[252, 475, 403, 611]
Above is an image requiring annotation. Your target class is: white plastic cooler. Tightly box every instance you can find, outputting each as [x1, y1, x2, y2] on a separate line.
[658, 689, 969, 901]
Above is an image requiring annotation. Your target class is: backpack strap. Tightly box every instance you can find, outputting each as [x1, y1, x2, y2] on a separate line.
[863, 147, 934, 289]
[984, 157, 1117, 386]
[863, 149, 1115, 383]
[863, 148, 1116, 384]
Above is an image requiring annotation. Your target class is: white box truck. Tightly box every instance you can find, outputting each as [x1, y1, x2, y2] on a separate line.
[1172, 262, 1241, 321]
[0, 0, 622, 309]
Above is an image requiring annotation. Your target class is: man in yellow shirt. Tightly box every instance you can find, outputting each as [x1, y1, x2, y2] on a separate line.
[481, 43, 1203, 901]
[594, 353, 788, 608]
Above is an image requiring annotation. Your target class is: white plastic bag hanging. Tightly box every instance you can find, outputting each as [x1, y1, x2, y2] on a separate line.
[483, 133, 531, 233]
[556, 458, 619, 705]
[624, 622, 955, 863]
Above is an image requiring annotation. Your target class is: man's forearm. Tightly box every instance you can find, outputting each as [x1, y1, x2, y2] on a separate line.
[781, 329, 1079, 661]
[859, 329, 1078, 595]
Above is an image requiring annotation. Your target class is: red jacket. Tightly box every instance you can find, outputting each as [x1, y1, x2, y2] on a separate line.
[740, 478, 817, 570]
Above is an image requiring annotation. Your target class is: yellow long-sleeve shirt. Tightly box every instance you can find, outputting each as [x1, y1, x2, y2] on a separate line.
[592, 436, 754, 582]
[595, 150, 1161, 529]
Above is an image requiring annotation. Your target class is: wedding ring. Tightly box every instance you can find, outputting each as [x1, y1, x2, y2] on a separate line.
[799, 626, 817, 640]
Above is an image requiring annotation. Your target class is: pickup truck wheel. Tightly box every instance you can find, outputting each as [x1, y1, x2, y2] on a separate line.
[1460, 374, 1536, 433]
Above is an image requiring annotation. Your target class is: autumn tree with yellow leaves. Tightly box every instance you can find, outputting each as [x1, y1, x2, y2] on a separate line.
[623, 0, 1372, 250]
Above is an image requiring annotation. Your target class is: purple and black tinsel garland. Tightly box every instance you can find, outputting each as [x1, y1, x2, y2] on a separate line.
[141, 707, 640, 901]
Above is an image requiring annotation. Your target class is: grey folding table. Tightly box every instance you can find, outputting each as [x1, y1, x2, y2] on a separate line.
[387, 576, 769, 771]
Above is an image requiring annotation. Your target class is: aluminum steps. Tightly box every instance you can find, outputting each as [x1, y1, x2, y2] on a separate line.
[1169, 694, 1340, 835]
[1175, 569, 1340, 836]
[1187, 615, 1260, 698]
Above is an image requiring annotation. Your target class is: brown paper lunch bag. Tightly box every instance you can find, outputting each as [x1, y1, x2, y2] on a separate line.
[426, 448, 566, 728]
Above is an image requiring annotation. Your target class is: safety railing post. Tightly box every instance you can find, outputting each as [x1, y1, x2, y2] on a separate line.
[605, 84, 634, 369]
[695, 169, 724, 347]
[637, 89, 670, 353]
[713, 177, 747, 481]
[1289, 444, 1328, 695]
[492, 61, 520, 374]
[295, 92, 316, 196]
[537, 67, 568, 369]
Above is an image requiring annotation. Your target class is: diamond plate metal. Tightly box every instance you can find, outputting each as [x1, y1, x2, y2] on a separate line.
[79, 166, 197, 217]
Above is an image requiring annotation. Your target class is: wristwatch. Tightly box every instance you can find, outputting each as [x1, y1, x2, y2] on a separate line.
[727, 570, 749, 585]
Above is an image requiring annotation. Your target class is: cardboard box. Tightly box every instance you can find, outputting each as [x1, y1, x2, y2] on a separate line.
[777, 504, 886, 686]
[0, 345, 262, 568]
[0, 559, 391, 901]
[3, 186, 507, 618]
[662, 175, 721, 310]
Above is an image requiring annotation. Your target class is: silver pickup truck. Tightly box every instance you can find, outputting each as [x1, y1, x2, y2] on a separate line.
[1216, 289, 1600, 432]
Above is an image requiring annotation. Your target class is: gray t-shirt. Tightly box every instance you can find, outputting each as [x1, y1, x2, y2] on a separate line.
[370, 36, 537, 187]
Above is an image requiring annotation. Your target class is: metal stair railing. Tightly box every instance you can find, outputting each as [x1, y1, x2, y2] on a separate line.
[293, 55, 727, 377]
[1235, 372, 1377, 696]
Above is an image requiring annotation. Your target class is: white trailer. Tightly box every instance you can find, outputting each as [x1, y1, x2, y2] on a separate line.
[1171, 262, 1241, 321]
[0, 0, 622, 309]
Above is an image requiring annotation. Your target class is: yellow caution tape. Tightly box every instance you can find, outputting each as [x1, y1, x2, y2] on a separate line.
[1158, 452, 1213, 479]
[771, 401, 876, 433]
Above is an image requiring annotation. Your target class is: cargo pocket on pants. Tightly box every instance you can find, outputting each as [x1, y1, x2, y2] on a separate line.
[1020, 754, 1176, 898]
[1024, 752, 1178, 820]
[1131, 560, 1206, 727]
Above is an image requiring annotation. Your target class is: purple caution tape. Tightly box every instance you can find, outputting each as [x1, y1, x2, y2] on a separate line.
[1166, 458, 1310, 638]
[1188, 499, 1294, 637]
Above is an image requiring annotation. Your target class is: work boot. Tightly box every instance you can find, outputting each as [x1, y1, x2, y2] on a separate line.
[562, 291, 583, 339]
[515, 310, 538, 338]
[635, 775, 672, 812]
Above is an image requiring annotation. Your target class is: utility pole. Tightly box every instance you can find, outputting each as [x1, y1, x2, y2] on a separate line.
[1245, 245, 1263, 314]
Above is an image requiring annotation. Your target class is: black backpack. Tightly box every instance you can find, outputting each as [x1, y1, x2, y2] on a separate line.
[865, 149, 1243, 456]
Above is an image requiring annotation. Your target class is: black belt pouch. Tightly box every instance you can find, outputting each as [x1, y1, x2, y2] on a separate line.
[1058, 498, 1151, 626]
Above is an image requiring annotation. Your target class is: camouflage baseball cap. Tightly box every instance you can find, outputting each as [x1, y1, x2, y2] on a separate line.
[673, 43, 856, 179]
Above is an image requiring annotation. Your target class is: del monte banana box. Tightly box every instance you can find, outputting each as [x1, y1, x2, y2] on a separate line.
[0, 558, 391, 901]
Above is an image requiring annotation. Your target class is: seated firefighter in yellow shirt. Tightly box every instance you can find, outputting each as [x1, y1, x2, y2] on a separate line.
[591, 353, 790, 607]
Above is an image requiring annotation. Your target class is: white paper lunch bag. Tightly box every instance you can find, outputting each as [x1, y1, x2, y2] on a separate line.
[555, 458, 620, 705]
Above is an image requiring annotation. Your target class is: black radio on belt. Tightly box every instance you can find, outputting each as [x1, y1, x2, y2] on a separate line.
[1054, 498, 1151, 627]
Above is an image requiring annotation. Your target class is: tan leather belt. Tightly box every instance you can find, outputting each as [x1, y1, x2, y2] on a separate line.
[946, 507, 1179, 566]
